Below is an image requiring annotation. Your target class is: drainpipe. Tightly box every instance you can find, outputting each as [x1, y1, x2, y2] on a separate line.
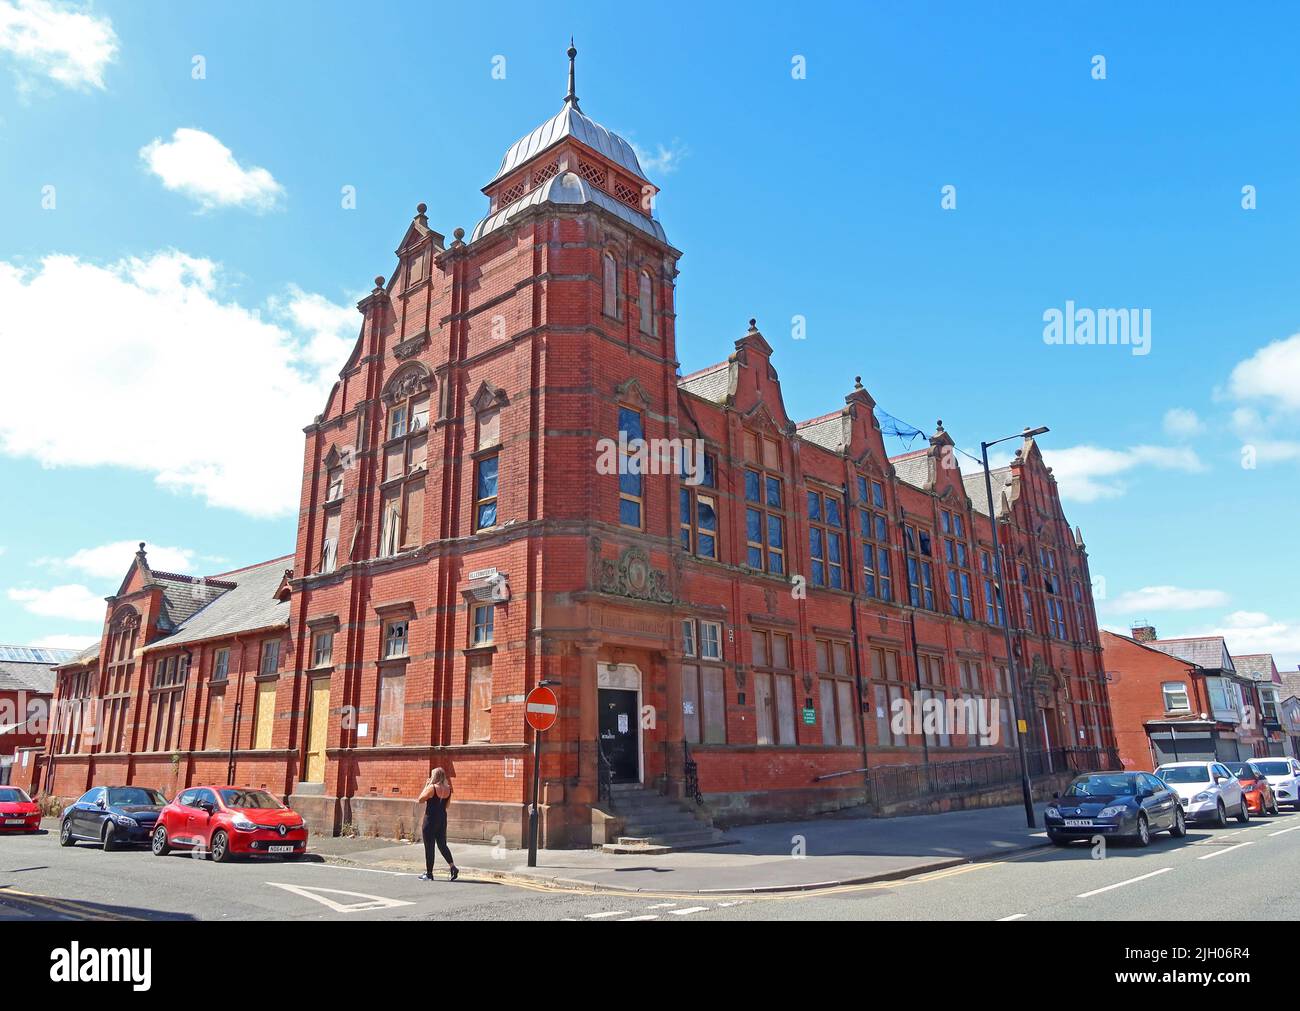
[840, 482, 872, 794]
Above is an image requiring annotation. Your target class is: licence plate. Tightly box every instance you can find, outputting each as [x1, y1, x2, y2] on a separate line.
[4, 818, 24, 825]
[1064, 819, 1093, 828]
[268, 845, 295, 854]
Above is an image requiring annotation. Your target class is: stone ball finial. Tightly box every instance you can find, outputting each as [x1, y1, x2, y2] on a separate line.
[374, 275, 385, 288]
[854, 375, 863, 389]
[748, 317, 757, 329]
[416, 202, 427, 215]
[138, 542, 146, 552]
[453, 227, 465, 240]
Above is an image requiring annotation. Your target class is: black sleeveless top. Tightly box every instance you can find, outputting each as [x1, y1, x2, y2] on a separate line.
[423, 790, 450, 824]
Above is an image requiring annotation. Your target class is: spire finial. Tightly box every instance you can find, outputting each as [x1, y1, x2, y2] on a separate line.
[565, 38, 580, 109]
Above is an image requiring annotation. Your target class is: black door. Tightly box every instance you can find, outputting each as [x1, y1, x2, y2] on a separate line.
[599, 688, 639, 783]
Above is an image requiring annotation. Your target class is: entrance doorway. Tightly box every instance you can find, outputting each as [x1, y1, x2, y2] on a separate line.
[599, 688, 640, 783]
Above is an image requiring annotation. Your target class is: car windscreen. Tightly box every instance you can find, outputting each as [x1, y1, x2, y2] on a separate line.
[1157, 766, 1211, 784]
[219, 789, 282, 809]
[0, 788, 29, 803]
[1254, 761, 1292, 777]
[107, 787, 166, 807]
[1225, 764, 1253, 779]
[1065, 775, 1136, 797]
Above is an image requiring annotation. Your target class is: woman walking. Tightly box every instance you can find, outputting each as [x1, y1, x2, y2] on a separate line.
[417, 768, 458, 881]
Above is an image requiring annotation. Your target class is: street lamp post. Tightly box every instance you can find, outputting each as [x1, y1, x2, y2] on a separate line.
[981, 425, 1048, 830]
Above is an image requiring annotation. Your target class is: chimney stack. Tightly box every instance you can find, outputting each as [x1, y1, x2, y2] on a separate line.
[1131, 624, 1157, 643]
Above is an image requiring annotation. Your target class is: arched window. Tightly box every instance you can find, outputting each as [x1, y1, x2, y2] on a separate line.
[602, 252, 618, 318]
[638, 271, 655, 336]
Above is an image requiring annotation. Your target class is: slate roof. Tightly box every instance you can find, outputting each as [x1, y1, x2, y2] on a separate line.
[0, 659, 59, 694]
[964, 467, 1013, 519]
[678, 362, 731, 404]
[1280, 670, 1300, 703]
[796, 413, 847, 453]
[890, 451, 931, 491]
[1231, 654, 1279, 683]
[489, 102, 648, 187]
[141, 556, 292, 652]
[1147, 637, 1235, 673]
[472, 170, 666, 245]
[153, 571, 233, 632]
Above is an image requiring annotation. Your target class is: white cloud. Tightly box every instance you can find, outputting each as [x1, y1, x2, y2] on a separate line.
[1182, 612, 1300, 670]
[0, 251, 356, 517]
[1162, 407, 1204, 438]
[44, 541, 200, 581]
[1040, 444, 1205, 502]
[7, 583, 104, 622]
[1229, 332, 1300, 412]
[1103, 585, 1230, 615]
[140, 128, 284, 212]
[29, 632, 96, 650]
[0, 0, 117, 91]
[630, 138, 688, 175]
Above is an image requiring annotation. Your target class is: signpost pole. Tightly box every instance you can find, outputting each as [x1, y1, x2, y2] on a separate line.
[527, 727, 541, 868]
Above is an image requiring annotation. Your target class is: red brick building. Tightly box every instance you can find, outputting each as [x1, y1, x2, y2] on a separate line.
[36, 47, 1115, 846]
[0, 645, 71, 786]
[1102, 626, 1272, 770]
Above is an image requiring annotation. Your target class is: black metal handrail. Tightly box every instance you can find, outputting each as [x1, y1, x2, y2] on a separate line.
[683, 740, 703, 805]
[596, 740, 614, 807]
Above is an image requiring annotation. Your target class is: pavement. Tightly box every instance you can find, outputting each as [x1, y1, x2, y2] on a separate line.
[310, 802, 1057, 893]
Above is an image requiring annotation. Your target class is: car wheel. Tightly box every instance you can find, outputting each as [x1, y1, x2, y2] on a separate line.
[151, 824, 170, 856]
[210, 830, 232, 863]
[59, 819, 75, 847]
[1214, 800, 1228, 828]
[1134, 813, 1151, 847]
[1270, 795, 1281, 816]
[1237, 799, 1250, 824]
[1169, 806, 1187, 838]
[101, 822, 119, 852]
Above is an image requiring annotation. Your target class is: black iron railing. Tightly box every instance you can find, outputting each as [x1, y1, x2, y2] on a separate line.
[683, 740, 703, 805]
[596, 741, 614, 807]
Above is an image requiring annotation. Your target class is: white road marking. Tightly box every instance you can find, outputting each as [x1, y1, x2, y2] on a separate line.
[1269, 825, 1300, 837]
[668, 906, 709, 916]
[997, 913, 1028, 921]
[1197, 841, 1252, 860]
[645, 902, 678, 909]
[265, 881, 415, 913]
[1076, 867, 1172, 898]
[584, 910, 628, 919]
[618, 914, 659, 921]
[296, 862, 415, 877]
[717, 900, 747, 907]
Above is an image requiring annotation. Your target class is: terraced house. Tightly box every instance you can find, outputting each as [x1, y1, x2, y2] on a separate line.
[30, 47, 1116, 847]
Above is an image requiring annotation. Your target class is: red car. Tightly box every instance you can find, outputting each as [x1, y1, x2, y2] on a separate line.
[1226, 761, 1281, 816]
[0, 786, 41, 833]
[151, 786, 308, 862]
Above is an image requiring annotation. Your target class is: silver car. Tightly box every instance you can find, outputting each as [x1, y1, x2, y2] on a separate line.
[1155, 761, 1248, 827]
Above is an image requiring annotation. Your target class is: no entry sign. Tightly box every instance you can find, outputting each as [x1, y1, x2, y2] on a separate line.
[525, 685, 558, 732]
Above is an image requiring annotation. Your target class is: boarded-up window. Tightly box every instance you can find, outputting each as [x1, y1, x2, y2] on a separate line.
[409, 431, 427, 470]
[820, 679, 837, 746]
[253, 680, 276, 750]
[754, 673, 773, 745]
[206, 690, 225, 751]
[477, 408, 500, 451]
[467, 657, 492, 743]
[401, 481, 424, 548]
[380, 490, 401, 556]
[775, 674, 796, 745]
[602, 252, 618, 317]
[837, 680, 856, 745]
[384, 442, 405, 482]
[683, 663, 701, 744]
[702, 668, 726, 744]
[377, 671, 405, 746]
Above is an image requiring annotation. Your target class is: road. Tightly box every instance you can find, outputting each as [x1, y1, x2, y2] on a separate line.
[3, 810, 1299, 922]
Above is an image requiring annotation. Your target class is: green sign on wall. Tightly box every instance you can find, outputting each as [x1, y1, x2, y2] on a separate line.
[801, 707, 816, 725]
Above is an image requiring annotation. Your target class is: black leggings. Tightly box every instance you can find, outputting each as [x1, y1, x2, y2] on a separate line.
[422, 820, 454, 874]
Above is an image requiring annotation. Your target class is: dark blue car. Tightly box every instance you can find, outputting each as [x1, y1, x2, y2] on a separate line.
[1045, 771, 1187, 847]
[60, 786, 168, 851]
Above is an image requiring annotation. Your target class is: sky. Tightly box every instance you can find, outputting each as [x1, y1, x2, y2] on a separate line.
[0, 0, 1296, 666]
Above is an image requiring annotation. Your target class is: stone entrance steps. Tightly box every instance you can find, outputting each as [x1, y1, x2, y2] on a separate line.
[600, 782, 727, 854]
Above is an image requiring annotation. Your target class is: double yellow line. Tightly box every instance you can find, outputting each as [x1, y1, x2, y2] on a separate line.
[0, 886, 143, 922]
